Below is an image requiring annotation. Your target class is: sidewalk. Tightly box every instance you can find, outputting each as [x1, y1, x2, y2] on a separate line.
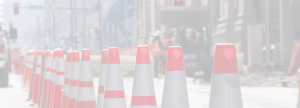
[0, 73, 33, 108]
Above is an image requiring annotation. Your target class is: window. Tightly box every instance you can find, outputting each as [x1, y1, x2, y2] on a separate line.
[219, 0, 229, 19]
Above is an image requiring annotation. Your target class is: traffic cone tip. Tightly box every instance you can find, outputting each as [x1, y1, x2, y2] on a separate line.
[213, 43, 238, 74]
[81, 49, 90, 61]
[136, 45, 150, 64]
[67, 51, 74, 62]
[101, 49, 108, 64]
[73, 51, 80, 62]
[166, 46, 185, 71]
[108, 47, 120, 64]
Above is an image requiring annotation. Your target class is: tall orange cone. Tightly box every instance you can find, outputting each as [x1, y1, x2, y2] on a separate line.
[131, 46, 157, 108]
[66, 51, 81, 108]
[288, 43, 300, 74]
[28, 51, 37, 103]
[23, 53, 29, 86]
[46, 50, 58, 108]
[62, 51, 74, 108]
[161, 46, 189, 108]
[209, 43, 243, 108]
[103, 47, 126, 108]
[32, 50, 43, 104]
[75, 49, 96, 108]
[51, 49, 65, 108]
[96, 49, 108, 108]
[40, 51, 53, 108]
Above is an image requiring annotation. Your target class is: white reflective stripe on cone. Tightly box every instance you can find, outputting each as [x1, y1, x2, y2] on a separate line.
[209, 73, 243, 108]
[35, 55, 42, 74]
[79, 61, 93, 81]
[56, 58, 66, 72]
[103, 99, 126, 108]
[68, 86, 78, 99]
[98, 64, 107, 88]
[63, 58, 73, 96]
[97, 94, 104, 108]
[55, 75, 65, 85]
[161, 71, 189, 108]
[68, 62, 81, 99]
[77, 87, 96, 101]
[132, 64, 155, 96]
[105, 64, 124, 90]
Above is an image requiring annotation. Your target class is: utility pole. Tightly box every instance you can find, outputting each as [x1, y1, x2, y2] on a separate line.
[52, 0, 56, 47]
[98, 0, 102, 52]
[124, 0, 128, 47]
[265, 0, 270, 65]
[70, 0, 73, 47]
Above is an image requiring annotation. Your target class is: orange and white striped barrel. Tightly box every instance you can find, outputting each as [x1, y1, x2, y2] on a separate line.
[52, 49, 65, 108]
[18, 55, 24, 75]
[161, 46, 189, 108]
[32, 50, 43, 104]
[103, 48, 126, 108]
[96, 49, 108, 108]
[131, 46, 157, 108]
[27, 51, 35, 88]
[23, 53, 29, 86]
[76, 49, 96, 108]
[209, 44, 243, 108]
[40, 51, 52, 108]
[62, 51, 74, 108]
[66, 51, 81, 108]
[46, 50, 58, 108]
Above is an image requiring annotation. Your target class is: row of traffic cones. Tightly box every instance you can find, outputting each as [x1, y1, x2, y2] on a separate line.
[20, 43, 243, 108]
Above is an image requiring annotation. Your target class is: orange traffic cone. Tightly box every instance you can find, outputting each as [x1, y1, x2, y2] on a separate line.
[96, 49, 108, 108]
[51, 49, 65, 108]
[75, 49, 96, 108]
[18, 55, 24, 75]
[209, 43, 243, 108]
[288, 43, 300, 75]
[66, 51, 81, 108]
[62, 51, 74, 108]
[46, 50, 58, 108]
[26, 51, 35, 89]
[28, 51, 37, 103]
[23, 53, 29, 87]
[32, 50, 43, 104]
[161, 46, 189, 108]
[103, 47, 126, 108]
[40, 51, 53, 108]
[131, 46, 157, 108]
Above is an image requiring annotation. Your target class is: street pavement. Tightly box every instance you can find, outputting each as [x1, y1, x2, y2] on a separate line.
[0, 73, 298, 108]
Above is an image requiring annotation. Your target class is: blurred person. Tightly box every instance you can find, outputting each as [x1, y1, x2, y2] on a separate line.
[162, 31, 174, 56]
[150, 31, 167, 77]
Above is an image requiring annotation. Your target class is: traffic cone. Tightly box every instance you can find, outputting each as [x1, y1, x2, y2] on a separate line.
[23, 53, 29, 87]
[209, 43, 243, 108]
[62, 51, 74, 108]
[52, 49, 65, 108]
[46, 50, 58, 108]
[18, 55, 24, 75]
[161, 46, 189, 108]
[288, 43, 300, 75]
[75, 49, 96, 108]
[131, 45, 157, 108]
[26, 51, 35, 88]
[28, 51, 37, 103]
[32, 50, 43, 104]
[96, 49, 108, 108]
[103, 47, 126, 108]
[66, 51, 81, 108]
[40, 51, 53, 108]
